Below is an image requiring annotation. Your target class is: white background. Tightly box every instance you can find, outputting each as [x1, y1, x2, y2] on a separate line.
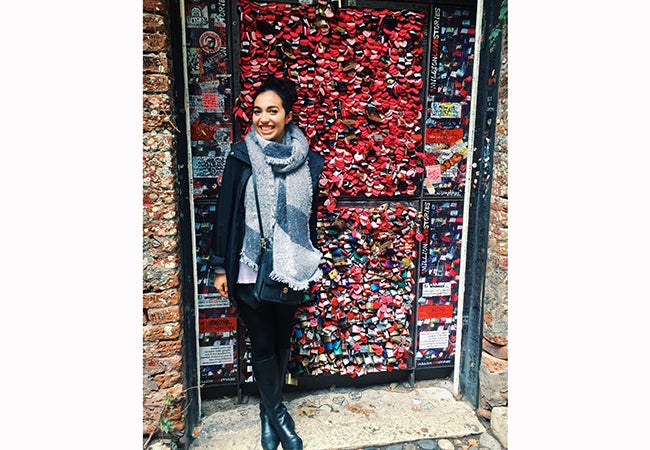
[2, 1, 649, 448]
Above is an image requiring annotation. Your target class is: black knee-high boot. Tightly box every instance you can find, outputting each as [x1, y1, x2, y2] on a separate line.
[253, 355, 302, 450]
[259, 399, 280, 450]
[259, 349, 295, 450]
[259, 349, 294, 450]
[276, 348, 291, 386]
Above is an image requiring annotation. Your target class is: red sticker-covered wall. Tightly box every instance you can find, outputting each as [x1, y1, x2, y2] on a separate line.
[235, 0, 427, 209]
[234, 0, 429, 379]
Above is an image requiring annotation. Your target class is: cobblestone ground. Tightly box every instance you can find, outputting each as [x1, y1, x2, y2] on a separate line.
[181, 379, 503, 450]
[357, 434, 487, 450]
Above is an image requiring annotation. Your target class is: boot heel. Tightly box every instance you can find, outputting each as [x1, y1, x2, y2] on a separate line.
[260, 401, 280, 450]
[271, 408, 302, 450]
[252, 355, 303, 450]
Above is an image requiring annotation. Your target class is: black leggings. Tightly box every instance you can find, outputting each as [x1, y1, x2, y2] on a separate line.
[235, 284, 299, 360]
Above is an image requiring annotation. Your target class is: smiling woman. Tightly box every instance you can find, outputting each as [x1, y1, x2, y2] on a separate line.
[251, 77, 298, 143]
[209, 76, 324, 450]
[253, 90, 292, 142]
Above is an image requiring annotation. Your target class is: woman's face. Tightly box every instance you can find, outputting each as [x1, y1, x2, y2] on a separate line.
[252, 90, 292, 143]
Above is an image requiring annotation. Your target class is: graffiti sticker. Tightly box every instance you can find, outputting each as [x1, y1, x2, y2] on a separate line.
[187, 4, 209, 29]
[199, 31, 222, 53]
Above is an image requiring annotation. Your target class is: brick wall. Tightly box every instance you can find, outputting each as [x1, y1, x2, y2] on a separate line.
[142, 0, 187, 443]
[478, 23, 508, 421]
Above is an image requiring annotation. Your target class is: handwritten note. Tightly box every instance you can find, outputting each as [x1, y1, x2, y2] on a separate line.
[426, 164, 442, 184]
[202, 93, 220, 110]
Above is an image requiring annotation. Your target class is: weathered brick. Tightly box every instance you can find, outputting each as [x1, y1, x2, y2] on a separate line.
[143, 112, 176, 132]
[495, 117, 508, 139]
[146, 147, 176, 164]
[144, 94, 172, 113]
[143, 132, 175, 152]
[490, 196, 508, 214]
[143, 339, 182, 358]
[147, 305, 181, 325]
[143, 33, 168, 53]
[143, 290, 181, 309]
[143, 203, 177, 222]
[154, 371, 182, 389]
[489, 218, 507, 237]
[482, 338, 508, 360]
[144, 234, 179, 254]
[143, 322, 181, 341]
[168, 410, 184, 424]
[143, 13, 167, 33]
[143, 168, 176, 196]
[144, 150, 176, 178]
[487, 253, 508, 271]
[479, 352, 508, 408]
[483, 306, 507, 340]
[143, 401, 184, 434]
[487, 216, 506, 241]
[491, 166, 508, 198]
[144, 173, 177, 192]
[143, 53, 169, 73]
[143, 414, 157, 435]
[143, 384, 184, 407]
[493, 240, 508, 257]
[143, 354, 182, 376]
[142, 0, 185, 442]
[143, 219, 178, 237]
[144, 252, 180, 272]
[144, 397, 185, 428]
[144, 267, 181, 293]
[143, 189, 178, 206]
[143, 0, 167, 14]
[144, 74, 170, 93]
[483, 331, 507, 347]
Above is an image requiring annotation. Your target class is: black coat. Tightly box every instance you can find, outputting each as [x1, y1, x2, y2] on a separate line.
[209, 140, 325, 299]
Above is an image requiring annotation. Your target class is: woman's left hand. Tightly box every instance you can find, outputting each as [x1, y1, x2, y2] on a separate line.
[214, 273, 228, 298]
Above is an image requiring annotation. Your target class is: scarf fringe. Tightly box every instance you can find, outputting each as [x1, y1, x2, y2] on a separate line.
[241, 125, 323, 290]
[240, 253, 259, 272]
[242, 252, 322, 291]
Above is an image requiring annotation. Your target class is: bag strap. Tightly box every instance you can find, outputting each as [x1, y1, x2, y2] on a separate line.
[251, 173, 268, 251]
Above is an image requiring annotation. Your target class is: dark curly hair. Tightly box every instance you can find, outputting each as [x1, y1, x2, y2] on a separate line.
[254, 76, 298, 113]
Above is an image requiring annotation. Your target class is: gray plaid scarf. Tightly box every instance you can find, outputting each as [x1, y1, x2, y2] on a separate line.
[240, 124, 323, 291]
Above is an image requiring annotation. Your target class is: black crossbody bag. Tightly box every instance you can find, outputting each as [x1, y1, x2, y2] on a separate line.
[251, 174, 301, 304]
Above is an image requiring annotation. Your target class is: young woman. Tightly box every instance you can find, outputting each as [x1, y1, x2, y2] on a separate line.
[210, 77, 324, 450]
